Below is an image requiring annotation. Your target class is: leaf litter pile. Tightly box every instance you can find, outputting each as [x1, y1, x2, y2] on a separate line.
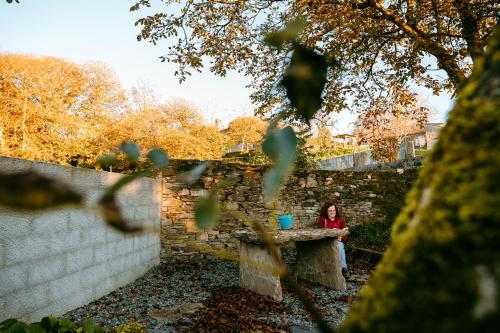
[175, 287, 289, 332]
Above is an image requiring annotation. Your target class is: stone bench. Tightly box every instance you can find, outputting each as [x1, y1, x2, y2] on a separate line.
[234, 228, 348, 301]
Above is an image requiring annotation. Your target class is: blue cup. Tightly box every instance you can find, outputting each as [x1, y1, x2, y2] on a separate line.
[278, 215, 293, 229]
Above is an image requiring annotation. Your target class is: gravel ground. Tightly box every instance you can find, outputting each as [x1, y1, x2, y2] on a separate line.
[64, 252, 373, 332]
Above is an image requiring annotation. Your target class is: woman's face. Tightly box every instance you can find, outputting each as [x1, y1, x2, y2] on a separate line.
[327, 205, 337, 219]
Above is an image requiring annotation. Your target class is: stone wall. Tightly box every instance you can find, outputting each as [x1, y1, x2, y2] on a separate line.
[0, 157, 161, 322]
[160, 160, 418, 262]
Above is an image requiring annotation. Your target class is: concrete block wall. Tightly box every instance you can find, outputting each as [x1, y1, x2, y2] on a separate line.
[0, 157, 161, 322]
[316, 151, 377, 170]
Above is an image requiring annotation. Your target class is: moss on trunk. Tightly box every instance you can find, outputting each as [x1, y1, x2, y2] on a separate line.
[339, 26, 500, 333]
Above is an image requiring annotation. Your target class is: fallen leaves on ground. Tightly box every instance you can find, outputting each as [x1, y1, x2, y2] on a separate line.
[175, 287, 290, 333]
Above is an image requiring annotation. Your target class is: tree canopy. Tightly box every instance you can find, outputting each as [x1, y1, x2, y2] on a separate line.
[223, 116, 268, 147]
[339, 25, 500, 333]
[0, 54, 232, 165]
[0, 54, 124, 164]
[132, 0, 498, 123]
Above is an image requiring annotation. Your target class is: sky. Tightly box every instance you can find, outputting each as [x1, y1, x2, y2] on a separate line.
[0, 0, 454, 134]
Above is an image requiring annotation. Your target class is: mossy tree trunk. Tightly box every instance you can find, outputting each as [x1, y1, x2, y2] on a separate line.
[339, 26, 500, 333]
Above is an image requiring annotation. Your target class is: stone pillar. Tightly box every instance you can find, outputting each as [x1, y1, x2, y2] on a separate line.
[296, 238, 346, 291]
[239, 242, 283, 301]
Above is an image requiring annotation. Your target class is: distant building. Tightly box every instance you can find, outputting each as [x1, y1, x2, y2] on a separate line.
[424, 122, 445, 149]
[224, 142, 256, 156]
[317, 122, 445, 170]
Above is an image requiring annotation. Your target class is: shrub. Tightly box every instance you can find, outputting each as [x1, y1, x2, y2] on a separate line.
[0, 316, 104, 333]
[114, 322, 146, 333]
[347, 220, 393, 252]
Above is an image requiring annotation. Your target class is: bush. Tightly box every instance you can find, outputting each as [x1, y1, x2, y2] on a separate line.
[347, 220, 393, 252]
[114, 323, 146, 333]
[0, 316, 104, 333]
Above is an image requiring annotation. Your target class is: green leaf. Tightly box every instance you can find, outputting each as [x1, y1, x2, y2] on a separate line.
[263, 169, 282, 200]
[96, 153, 117, 168]
[80, 318, 95, 333]
[195, 194, 219, 229]
[99, 194, 143, 234]
[6, 322, 28, 333]
[262, 126, 297, 165]
[262, 128, 280, 163]
[119, 141, 140, 161]
[98, 170, 151, 233]
[147, 147, 170, 168]
[264, 17, 305, 48]
[281, 44, 329, 123]
[0, 172, 82, 210]
[277, 126, 297, 164]
[26, 324, 47, 333]
[261, 126, 297, 200]
[56, 318, 75, 333]
[177, 161, 208, 183]
[39, 317, 57, 333]
[1, 319, 19, 332]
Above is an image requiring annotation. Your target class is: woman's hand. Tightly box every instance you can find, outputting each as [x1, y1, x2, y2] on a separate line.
[339, 227, 349, 241]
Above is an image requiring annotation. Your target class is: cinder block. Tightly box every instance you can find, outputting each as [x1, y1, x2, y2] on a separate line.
[133, 207, 150, 220]
[31, 211, 68, 234]
[0, 211, 32, 238]
[3, 284, 50, 320]
[108, 255, 127, 275]
[80, 227, 106, 246]
[92, 276, 115, 299]
[66, 247, 94, 273]
[22, 306, 53, 324]
[84, 190, 102, 206]
[43, 290, 88, 320]
[101, 171, 124, 188]
[4, 236, 51, 265]
[0, 156, 34, 173]
[49, 272, 81, 302]
[105, 228, 126, 242]
[71, 167, 103, 190]
[68, 209, 99, 229]
[80, 263, 111, 289]
[28, 256, 66, 286]
[132, 234, 147, 250]
[141, 246, 158, 263]
[110, 271, 129, 288]
[50, 229, 81, 254]
[115, 238, 134, 256]
[94, 242, 116, 263]
[0, 298, 8, 322]
[0, 264, 29, 297]
[33, 162, 73, 185]
[0, 243, 3, 267]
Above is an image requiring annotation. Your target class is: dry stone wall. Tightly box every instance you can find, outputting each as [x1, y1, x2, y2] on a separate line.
[160, 160, 418, 262]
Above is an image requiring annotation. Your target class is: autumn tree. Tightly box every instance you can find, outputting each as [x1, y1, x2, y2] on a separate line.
[0, 54, 125, 165]
[101, 99, 228, 161]
[223, 116, 268, 148]
[339, 26, 500, 333]
[160, 100, 228, 159]
[305, 126, 353, 159]
[132, 0, 498, 123]
[355, 100, 429, 162]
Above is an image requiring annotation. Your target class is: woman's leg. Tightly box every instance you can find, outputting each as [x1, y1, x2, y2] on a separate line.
[337, 241, 347, 269]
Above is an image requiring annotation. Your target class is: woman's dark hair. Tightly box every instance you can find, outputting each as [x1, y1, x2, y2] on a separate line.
[319, 202, 342, 218]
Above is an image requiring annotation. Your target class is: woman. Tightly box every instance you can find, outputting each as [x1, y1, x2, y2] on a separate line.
[317, 202, 349, 277]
